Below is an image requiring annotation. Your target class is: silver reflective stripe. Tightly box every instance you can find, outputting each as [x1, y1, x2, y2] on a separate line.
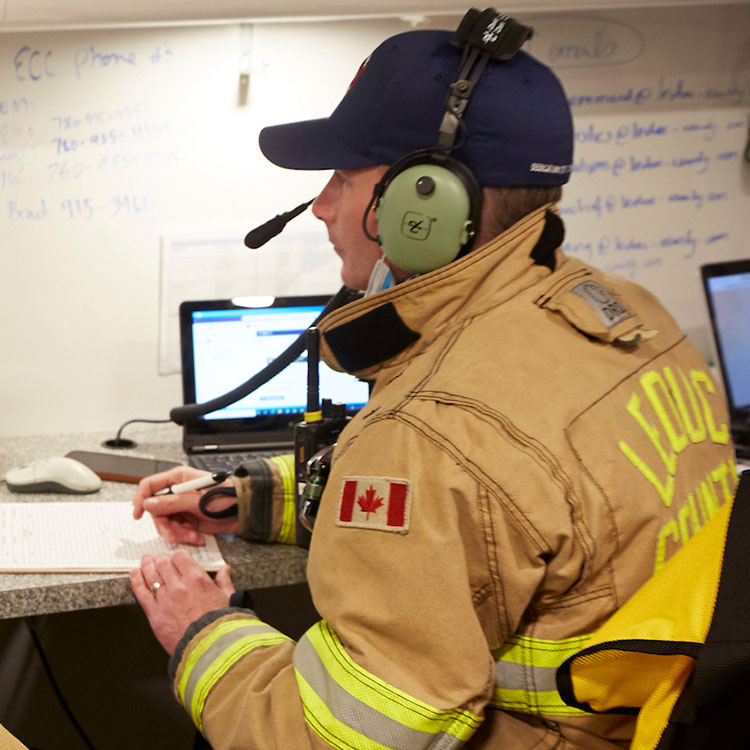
[495, 659, 559, 693]
[182, 623, 279, 714]
[294, 635, 465, 750]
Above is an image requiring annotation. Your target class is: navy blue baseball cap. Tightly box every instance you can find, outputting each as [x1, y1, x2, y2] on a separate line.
[259, 29, 573, 186]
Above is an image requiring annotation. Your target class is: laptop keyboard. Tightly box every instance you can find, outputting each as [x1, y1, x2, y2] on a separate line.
[188, 450, 291, 474]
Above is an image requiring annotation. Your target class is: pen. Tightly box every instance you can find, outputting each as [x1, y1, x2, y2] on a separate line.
[154, 471, 229, 496]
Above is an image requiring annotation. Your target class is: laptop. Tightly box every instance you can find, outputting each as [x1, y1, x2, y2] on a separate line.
[179, 295, 370, 471]
[701, 259, 750, 459]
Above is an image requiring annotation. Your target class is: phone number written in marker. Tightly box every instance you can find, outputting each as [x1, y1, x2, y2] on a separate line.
[61, 195, 148, 219]
[46, 150, 179, 183]
[7, 194, 148, 221]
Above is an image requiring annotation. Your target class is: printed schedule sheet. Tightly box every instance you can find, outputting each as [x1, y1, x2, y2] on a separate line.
[0, 502, 225, 572]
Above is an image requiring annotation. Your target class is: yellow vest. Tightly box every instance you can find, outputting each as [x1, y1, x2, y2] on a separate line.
[559, 470, 750, 749]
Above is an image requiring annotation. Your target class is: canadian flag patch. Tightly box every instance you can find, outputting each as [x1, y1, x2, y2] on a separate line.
[336, 477, 411, 533]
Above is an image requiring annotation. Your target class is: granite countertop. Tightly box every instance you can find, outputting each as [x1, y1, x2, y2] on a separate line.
[0, 426, 308, 619]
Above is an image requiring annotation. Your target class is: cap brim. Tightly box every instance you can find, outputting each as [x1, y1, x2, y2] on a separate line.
[259, 118, 380, 171]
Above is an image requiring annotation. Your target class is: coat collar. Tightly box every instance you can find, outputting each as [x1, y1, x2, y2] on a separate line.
[319, 206, 564, 379]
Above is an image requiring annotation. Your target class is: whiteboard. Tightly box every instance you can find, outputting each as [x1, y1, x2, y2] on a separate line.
[0, 6, 749, 438]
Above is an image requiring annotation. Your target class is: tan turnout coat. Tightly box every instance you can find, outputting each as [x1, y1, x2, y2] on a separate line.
[170, 206, 736, 749]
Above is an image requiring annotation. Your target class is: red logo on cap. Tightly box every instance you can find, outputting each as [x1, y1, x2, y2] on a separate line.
[348, 55, 371, 91]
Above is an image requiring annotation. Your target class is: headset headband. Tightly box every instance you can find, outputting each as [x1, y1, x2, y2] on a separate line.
[437, 9, 533, 155]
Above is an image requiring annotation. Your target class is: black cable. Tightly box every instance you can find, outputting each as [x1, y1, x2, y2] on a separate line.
[25, 622, 96, 750]
[102, 417, 172, 449]
[169, 285, 361, 426]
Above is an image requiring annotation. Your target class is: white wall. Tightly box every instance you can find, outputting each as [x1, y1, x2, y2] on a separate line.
[1, 5, 749, 438]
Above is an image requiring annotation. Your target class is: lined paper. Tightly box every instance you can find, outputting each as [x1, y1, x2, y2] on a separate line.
[0, 502, 224, 572]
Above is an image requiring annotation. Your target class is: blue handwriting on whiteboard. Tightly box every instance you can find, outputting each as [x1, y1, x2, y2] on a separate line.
[629, 155, 663, 172]
[13, 47, 54, 81]
[617, 194, 656, 209]
[543, 17, 644, 68]
[597, 236, 649, 254]
[0, 168, 21, 187]
[706, 87, 744, 104]
[74, 47, 137, 77]
[549, 30, 619, 63]
[572, 152, 724, 177]
[569, 81, 744, 109]
[72, 45, 173, 76]
[669, 191, 704, 209]
[569, 87, 651, 108]
[572, 156, 625, 176]
[559, 192, 657, 218]
[0, 98, 31, 115]
[0, 148, 21, 163]
[6, 195, 148, 220]
[8, 199, 48, 220]
[671, 151, 709, 174]
[149, 46, 173, 64]
[575, 121, 668, 145]
[657, 78, 694, 103]
[565, 230, 729, 266]
[659, 230, 698, 259]
[682, 122, 716, 141]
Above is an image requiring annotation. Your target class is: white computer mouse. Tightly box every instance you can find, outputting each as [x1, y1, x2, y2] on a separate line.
[5, 456, 102, 494]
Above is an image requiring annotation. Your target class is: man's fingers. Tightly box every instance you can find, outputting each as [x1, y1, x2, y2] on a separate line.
[152, 515, 177, 544]
[154, 553, 181, 585]
[133, 467, 207, 519]
[170, 549, 207, 578]
[215, 566, 235, 597]
[150, 515, 205, 546]
[171, 523, 205, 546]
[129, 569, 157, 617]
[140, 553, 162, 590]
[143, 494, 201, 517]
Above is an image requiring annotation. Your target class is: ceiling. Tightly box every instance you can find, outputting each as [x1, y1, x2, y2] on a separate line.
[2, 0, 748, 31]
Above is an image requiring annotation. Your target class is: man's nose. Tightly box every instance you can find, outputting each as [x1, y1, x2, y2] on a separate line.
[312, 178, 337, 223]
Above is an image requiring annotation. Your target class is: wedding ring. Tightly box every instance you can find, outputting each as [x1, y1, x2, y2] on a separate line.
[150, 580, 164, 595]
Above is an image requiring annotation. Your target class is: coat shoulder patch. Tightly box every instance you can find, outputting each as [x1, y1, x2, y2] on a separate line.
[336, 477, 411, 533]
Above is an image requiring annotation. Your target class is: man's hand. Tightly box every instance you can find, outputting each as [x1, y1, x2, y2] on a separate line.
[130, 551, 235, 655]
[132, 466, 240, 545]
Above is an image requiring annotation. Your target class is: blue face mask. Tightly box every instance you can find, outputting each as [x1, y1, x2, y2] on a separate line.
[364, 255, 395, 297]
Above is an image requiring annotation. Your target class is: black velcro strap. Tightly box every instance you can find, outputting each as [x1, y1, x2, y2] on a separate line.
[324, 302, 420, 373]
[454, 8, 533, 61]
[530, 210, 565, 271]
[246, 455, 275, 542]
[229, 589, 255, 610]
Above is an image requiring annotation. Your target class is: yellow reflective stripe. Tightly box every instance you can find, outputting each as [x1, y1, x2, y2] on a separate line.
[489, 688, 590, 716]
[304, 621, 481, 741]
[497, 634, 591, 668]
[271, 454, 296, 544]
[177, 618, 291, 731]
[190, 632, 290, 732]
[492, 634, 592, 717]
[295, 670, 398, 750]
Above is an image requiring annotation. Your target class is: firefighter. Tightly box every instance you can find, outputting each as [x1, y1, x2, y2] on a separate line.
[131, 13, 736, 749]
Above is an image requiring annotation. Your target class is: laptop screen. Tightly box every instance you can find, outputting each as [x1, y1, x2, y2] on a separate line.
[702, 260, 750, 413]
[179, 296, 370, 449]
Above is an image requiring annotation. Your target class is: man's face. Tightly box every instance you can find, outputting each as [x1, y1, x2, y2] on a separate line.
[313, 165, 404, 291]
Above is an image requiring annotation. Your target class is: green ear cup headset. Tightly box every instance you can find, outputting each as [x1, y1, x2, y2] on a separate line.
[362, 8, 533, 274]
[368, 150, 483, 274]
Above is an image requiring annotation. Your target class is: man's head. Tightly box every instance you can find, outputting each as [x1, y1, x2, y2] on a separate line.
[259, 23, 573, 288]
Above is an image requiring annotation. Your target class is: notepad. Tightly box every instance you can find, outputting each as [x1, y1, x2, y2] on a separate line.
[0, 502, 225, 572]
